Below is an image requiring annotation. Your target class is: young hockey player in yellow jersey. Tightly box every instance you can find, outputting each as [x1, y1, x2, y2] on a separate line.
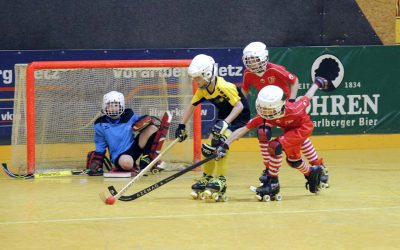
[175, 54, 250, 202]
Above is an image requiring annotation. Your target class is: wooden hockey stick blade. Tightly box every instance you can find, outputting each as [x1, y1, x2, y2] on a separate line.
[2, 163, 87, 179]
[108, 155, 215, 201]
[106, 136, 179, 200]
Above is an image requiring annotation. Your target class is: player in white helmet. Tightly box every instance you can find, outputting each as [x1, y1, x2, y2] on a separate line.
[215, 77, 331, 201]
[87, 91, 168, 176]
[241, 41, 329, 188]
[175, 54, 250, 202]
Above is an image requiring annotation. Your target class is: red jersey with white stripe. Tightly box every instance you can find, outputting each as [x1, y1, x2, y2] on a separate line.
[246, 96, 313, 131]
[242, 62, 297, 96]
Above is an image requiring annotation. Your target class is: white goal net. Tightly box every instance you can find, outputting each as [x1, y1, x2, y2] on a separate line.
[12, 60, 201, 174]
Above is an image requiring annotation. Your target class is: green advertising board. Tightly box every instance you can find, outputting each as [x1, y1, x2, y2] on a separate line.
[246, 46, 400, 135]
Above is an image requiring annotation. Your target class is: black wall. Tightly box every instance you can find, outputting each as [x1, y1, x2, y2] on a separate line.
[1, 0, 381, 50]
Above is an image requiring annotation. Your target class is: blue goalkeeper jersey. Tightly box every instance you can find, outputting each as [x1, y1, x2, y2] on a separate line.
[93, 108, 140, 163]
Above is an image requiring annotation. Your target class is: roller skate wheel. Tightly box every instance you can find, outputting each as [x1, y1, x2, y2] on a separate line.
[262, 195, 271, 202]
[190, 191, 199, 199]
[203, 190, 212, 199]
[212, 193, 219, 201]
[275, 194, 283, 201]
[321, 183, 329, 189]
[151, 168, 159, 174]
[200, 192, 207, 200]
[222, 195, 228, 202]
[255, 195, 263, 201]
[249, 186, 257, 193]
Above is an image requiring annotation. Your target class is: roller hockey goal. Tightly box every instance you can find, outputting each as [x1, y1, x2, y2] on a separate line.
[12, 60, 201, 174]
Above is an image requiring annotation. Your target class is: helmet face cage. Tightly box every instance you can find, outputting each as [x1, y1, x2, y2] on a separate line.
[255, 85, 286, 119]
[256, 99, 285, 119]
[102, 91, 125, 118]
[188, 54, 217, 87]
[242, 42, 269, 74]
[243, 55, 268, 74]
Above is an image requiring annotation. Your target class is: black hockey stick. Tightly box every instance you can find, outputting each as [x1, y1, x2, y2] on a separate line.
[1, 163, 88, 179]
[2, 163, 34, 179]
[108, 155, 215, 201]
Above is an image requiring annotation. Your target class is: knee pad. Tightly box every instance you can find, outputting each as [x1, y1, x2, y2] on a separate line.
[286, 158, 303, 168]
[202, 143, 216, 157]
[267, 140, 282, 157]
[257, 125, 272, 142]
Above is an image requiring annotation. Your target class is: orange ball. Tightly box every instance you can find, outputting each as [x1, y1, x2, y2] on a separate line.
[106, 196, 116, 205]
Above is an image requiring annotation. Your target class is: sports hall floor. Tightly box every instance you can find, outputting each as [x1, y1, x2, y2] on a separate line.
[0, 136, 399, 250]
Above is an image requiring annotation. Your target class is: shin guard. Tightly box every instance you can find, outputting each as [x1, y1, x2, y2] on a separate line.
[148, 112, 172, 160]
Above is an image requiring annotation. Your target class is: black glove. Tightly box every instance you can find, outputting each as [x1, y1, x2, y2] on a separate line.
[314, 76, 337, 92]
[216, 143, 229, 160]
[175, 123, 188, 142]
[314, 76, 328, 90]
[211, 120, 229, 137]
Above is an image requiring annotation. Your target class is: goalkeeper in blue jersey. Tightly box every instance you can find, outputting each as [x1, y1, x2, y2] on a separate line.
[87, 91, 166, 176]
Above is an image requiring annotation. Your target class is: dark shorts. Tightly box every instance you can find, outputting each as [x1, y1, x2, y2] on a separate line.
[113, 132, 156, 170]
[225, 112, 250, 132]
[113, 134, 142, 170]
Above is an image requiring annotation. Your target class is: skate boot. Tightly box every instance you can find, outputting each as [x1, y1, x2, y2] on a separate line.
[320, 165, 329, 189]
[190, 173, 212, 200]
[139, 154, 165, 174]
[258, 169, 269, 186]
[249, 169, 268, 193]
[254, 176, 282, 202]
[203, 176, 228, 202]
[311, 158, 329, 189]
[305, 165, 323, 194]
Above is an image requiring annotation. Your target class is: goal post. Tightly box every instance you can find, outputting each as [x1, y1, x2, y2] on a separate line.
[13, 60, 201, 174]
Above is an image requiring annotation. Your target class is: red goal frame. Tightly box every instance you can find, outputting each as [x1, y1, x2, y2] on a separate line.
[25, 60, 201, 174]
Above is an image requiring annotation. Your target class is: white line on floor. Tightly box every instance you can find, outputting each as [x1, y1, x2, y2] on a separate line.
[1, 205, 399, 225]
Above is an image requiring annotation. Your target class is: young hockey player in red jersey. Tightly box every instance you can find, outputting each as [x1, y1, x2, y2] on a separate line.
[240, 41, 328, 188]
[216, 77, 331, 201]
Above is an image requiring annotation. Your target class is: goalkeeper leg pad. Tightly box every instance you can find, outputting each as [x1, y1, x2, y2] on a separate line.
[86, 151, 105, 176]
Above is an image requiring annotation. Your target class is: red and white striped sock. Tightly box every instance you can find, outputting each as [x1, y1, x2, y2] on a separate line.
[259, 140, 270, 169]
[301, 138, 318, 163]
[268, 155, 282, 177]
[296, 159, 311, 176]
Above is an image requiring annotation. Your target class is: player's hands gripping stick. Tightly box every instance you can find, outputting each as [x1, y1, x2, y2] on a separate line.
[175, 123, 188, 142]
[215, 143, 229, 160]
[212, 120, 229, 137]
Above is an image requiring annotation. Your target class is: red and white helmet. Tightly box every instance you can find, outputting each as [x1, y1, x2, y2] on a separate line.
[188, 54, 217, 85]
[242, 42, 269, 74]
[256, 85, 286, 119]
[102, 91, 125, 118]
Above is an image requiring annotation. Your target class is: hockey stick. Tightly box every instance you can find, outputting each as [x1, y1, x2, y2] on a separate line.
[1, 163, 88, 179]
[108, 155, 215, 201]
[101, 137, 180, 204]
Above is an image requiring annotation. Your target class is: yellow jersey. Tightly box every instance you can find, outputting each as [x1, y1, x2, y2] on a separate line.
[191, 76, 250, 127]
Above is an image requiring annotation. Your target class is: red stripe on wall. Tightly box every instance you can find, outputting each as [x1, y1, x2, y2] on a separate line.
[0, 87, 15, 92]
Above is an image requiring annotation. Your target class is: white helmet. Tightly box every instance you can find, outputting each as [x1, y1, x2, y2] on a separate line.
[242, 42, 269, 74]
[256, 85, 286, 119]
[102, 91, 125, 118]
[188, 54, 217, 87]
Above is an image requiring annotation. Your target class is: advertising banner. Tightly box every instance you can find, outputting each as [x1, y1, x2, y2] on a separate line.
[0, 46, 399, 144]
